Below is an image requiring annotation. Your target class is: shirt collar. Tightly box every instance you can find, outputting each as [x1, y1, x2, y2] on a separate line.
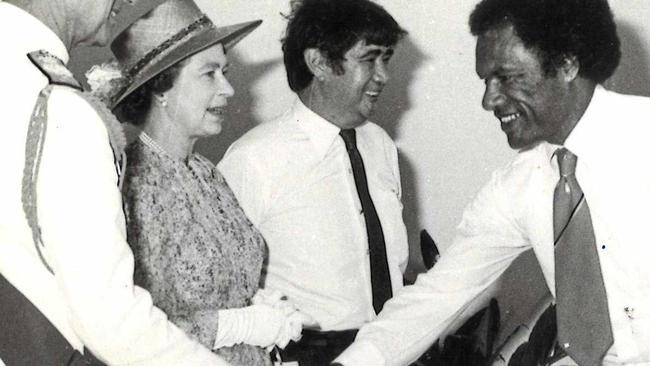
[563, 85, 606, 157]
[1, 2, 69, 64]
[541, 141, 563, 164]
[540, 85, 606, 164]
[291, 97, 346, 161]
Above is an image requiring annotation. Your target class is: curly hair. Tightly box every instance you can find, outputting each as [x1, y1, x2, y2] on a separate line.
[281, 0, 407, 92]
[117, 62, 184, 125]
[469, 0, 620, 83]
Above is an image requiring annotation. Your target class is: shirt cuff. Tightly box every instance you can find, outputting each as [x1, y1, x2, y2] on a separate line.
[333, 340, 386, 366]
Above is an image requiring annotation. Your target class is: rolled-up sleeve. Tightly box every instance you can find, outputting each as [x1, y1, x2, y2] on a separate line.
[36, 88, 228, 365]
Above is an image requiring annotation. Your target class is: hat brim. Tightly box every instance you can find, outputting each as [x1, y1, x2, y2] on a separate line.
[112, 19, 261, 109]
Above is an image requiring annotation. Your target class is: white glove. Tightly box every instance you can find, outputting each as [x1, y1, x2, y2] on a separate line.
[213, 303, 286, 349]
[275, 310, 315, 349]
[252, 289, 296, 315]
[252, 289, 316, 349]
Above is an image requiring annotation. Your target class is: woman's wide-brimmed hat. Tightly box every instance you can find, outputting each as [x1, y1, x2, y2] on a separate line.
[109, 0, 261, 107]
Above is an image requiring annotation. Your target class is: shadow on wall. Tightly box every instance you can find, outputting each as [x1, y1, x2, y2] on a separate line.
[399, 154, 427, 278]
[196, 52, 282, 162]
[604, 20, 650, 97]
[373, 37, 430, 276]
[372, 37, 427, 139]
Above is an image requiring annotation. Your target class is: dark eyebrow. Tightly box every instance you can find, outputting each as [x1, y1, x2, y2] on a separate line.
[200, 62, 229, 71]
[359, 48, 394, 59]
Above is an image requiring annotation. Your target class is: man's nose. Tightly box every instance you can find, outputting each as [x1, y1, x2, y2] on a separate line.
[373, 60, 389, 84]
[482, 78, 505, 111]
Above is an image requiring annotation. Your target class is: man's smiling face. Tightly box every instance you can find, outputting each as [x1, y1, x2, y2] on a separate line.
[319, 40, 394, 129]
[476, 24, 572, 149]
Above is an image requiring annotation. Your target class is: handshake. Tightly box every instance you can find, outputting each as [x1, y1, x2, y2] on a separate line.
[213, 288, 315, 350]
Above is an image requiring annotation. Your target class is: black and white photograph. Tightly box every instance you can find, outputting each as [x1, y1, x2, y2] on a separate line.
[1, 0, 650, 365]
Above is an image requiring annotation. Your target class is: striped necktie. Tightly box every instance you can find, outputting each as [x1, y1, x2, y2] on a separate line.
[554, 147, 613, 366]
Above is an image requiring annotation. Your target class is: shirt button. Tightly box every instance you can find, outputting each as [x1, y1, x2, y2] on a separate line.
[347, 168, 352, 174]
[563, 342, 570, 349]
[625, 307, 635, 319]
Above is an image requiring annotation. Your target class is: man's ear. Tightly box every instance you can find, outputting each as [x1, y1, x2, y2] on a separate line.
[559, 55, 580, 82]
[304, 48, 329, 82]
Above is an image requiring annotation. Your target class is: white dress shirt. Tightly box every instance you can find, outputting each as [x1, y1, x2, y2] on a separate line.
[218, 98, 409, 331]
[0, 3, 227, 365]
[336, 86, 650, 366]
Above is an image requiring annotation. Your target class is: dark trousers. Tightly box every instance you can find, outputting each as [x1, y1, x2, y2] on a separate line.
[278, 329, 358, 366]
[0, 273, 104, 366]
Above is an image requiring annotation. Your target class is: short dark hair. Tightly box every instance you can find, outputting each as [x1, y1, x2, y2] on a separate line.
[469, 0, 621, 83]
[117, 62, 184, 124]
[281, 0, 407, 92]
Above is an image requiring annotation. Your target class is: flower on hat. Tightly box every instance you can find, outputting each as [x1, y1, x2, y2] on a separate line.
[85, 61, 128, 106]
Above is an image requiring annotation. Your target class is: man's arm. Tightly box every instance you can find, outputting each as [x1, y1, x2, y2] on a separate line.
[217, 141, 267, 226]
[384, 132, 409, 274]
[37, 89, 228, 365]
[335, 168, 531, 366]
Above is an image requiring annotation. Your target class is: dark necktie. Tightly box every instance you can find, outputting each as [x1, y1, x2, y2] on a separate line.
[339, 129, 392, 313]
[553, 148, 613, 366]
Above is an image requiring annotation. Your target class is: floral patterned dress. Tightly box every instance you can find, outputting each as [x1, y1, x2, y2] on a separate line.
[122, 133, 271, 366]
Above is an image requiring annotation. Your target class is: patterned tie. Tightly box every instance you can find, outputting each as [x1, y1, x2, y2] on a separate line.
[339, 129, 392, 314]
[553, 148, 613, 366]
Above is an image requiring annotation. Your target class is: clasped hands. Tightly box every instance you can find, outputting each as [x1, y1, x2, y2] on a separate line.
[214, 288, 315, 350]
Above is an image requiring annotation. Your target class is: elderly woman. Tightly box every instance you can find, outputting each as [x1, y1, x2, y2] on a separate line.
[89, 0, 307, 365]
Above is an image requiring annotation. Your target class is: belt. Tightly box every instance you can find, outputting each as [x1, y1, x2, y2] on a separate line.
[298, 329, 358, 347]
[278, 329, 358, 365]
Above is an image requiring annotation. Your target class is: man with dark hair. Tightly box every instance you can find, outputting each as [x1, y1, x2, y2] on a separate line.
[335, 0, 650, 365]
[218, 0, 408, 364]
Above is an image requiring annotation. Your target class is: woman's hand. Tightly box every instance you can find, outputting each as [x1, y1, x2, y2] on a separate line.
[213, 303, 286, 349]
[252, 289, 316, 349]
[213, 289, 317, 350]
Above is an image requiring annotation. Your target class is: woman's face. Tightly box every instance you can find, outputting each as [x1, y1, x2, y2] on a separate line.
[163, 43, 234, 139]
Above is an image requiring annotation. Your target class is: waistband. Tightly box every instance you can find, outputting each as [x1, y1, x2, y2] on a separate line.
[299, 329, 359, 346]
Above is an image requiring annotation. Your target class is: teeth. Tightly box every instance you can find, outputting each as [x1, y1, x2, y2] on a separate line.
[207, 107, 225, 115]
[499, 113, 520, 124]
[365, 91, 380, 97]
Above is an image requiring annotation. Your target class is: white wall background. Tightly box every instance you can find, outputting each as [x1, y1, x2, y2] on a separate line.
[193, 0, 517, 277]
[70, 0, 650, 342]
[191, 0, 650, 271]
